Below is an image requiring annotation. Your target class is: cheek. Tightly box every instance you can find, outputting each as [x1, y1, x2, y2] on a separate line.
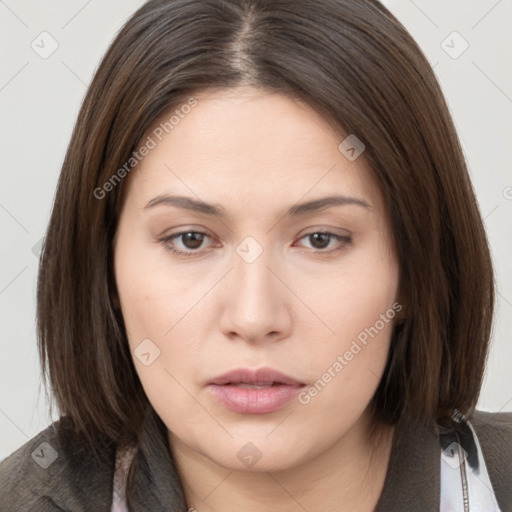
[295, 299, 396, 436]
[114, 252, 202, 420]
[115, 267, 165, 343]
[295, 244, 399, 407]
[113, 237, 207, 389]
[302, 239, 399, 345]
[114, 232, 187, 343]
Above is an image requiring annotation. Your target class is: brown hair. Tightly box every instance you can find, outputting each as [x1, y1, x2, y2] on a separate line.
[38, 0, 494, 488]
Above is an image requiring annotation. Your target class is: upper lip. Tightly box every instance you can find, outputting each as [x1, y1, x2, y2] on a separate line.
[209, 367, 305, 386]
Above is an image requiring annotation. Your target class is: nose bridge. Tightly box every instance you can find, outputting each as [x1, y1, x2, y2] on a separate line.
[233, 236, 279, 312]
[220, 235, 290, 341]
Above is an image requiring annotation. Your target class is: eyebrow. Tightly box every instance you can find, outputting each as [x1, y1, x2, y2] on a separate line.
[143, 194, 372, 218]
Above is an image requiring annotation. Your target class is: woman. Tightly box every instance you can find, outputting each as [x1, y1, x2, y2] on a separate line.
[1, 0, 510, 511]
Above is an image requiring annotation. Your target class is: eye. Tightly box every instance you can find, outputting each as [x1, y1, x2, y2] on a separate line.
[159, 230, 215, 257]
[158, 229, 352, 258]
[294, 230, 352, 253]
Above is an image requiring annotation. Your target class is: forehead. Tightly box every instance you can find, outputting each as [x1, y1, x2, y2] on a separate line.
[121, 87, 383, 216]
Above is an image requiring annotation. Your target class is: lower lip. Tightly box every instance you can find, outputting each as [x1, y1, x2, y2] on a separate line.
[208, 384, 304, 414]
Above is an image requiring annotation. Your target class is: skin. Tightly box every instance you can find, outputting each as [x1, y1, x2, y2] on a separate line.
[113, 86, 402, 512]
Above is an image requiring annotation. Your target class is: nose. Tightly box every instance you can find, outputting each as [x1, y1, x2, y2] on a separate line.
[218, 243, 293, 344]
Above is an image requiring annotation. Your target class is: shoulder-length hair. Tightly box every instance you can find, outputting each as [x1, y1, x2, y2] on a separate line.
[38, 0, 494, 459]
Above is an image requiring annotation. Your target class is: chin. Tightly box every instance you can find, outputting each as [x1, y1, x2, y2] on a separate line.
[191, 434, 317, 474]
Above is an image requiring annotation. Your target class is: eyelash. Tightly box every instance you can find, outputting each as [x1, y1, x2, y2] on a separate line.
[158, 229, 352, 258]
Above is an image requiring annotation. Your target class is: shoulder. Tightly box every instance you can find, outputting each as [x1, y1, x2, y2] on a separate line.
[468, 409, 512, 511]
[469, 409, 512, 460]
[0, 417, 116, 512]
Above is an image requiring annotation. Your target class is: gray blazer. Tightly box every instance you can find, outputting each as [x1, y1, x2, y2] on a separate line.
[1, 409, 511, 511]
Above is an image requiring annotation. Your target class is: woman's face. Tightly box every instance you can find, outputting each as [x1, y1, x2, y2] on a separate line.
[113, 86, 401, 472]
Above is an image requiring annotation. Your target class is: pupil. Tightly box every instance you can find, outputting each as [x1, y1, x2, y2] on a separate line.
[183, 232, 204, 249]
[310, 233, 329, 249]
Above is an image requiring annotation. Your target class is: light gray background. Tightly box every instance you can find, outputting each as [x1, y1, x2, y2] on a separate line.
[1, 0, 511, 461]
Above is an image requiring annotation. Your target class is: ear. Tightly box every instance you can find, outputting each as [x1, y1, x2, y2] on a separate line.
[111, 288, 121, 311]
[393, 289, 407, 324]
[394, 302, 406, 324]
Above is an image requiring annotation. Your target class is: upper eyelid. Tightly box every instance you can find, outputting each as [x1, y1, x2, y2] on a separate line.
[164, 227, 350, 241]
[164, 224, 351, 237]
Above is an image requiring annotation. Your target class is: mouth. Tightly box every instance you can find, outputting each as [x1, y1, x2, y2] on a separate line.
[209, 367, 305, 387]
[207, 367, 306, 414]
[227, 382, 281, 389]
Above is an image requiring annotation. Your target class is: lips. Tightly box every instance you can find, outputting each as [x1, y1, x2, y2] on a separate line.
[209, 367, 305, 387]
[207, 367, 306, 414]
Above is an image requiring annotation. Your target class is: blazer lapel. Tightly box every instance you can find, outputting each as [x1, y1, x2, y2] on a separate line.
[130, 408, 188, 511]
[375, 413, 440, 511]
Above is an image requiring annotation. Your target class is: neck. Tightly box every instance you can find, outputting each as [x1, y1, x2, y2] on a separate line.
[168, 409, 397, 512]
